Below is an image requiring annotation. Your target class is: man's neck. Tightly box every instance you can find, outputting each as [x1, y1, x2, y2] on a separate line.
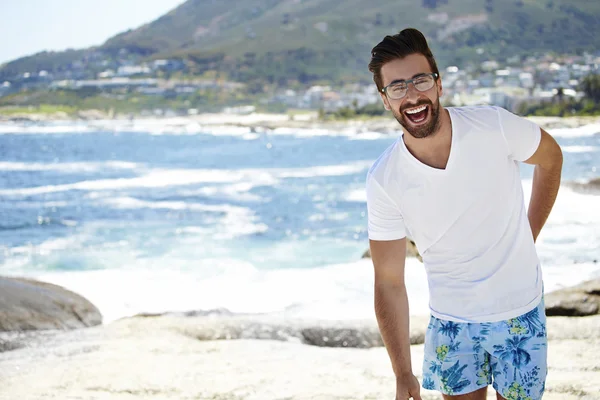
[402, 107, 452, 170]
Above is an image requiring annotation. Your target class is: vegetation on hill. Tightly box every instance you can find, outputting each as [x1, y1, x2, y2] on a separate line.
[518, 73, 600, 117]
[0, 87, 255, 116]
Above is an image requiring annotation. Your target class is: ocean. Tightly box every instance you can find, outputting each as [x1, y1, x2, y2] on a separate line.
[0, 118, 599, 323]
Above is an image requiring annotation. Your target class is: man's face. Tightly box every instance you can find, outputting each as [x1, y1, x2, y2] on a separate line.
[380, 54, 443, 139]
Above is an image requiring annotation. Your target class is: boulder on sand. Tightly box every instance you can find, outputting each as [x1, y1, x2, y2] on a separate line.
[565, 177, 600, 195]
[545, 278, 600, 317]
[0, 276, 102, 332]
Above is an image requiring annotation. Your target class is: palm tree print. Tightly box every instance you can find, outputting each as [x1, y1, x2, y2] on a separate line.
[493, 336, 532, 380]
[471, 335, 487, 353]
[439, 360, 471, 395]
[514, 307, 545, 338]
[449, 341, 461, 352]
[438, 321, 461, 340]
[523, 366, 541, 385]
[429, 360, 442, 375]
[423, 375, 435, 390]
[478, 324, 491, 336]
[428, 317, 436, 330]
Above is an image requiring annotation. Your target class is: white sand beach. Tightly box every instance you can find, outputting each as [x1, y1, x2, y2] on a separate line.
[0, 312, 598, 400]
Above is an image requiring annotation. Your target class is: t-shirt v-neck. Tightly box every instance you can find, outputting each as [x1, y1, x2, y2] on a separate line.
[398, 107, 457, 174]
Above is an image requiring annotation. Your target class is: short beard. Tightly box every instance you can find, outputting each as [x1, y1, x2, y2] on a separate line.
[393, 98, 441, 139]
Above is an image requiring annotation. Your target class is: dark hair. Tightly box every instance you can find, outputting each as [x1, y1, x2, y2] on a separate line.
[368, 28, 440, 92]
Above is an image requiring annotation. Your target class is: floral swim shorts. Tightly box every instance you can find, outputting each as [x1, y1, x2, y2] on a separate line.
[422, 299, 547, 399]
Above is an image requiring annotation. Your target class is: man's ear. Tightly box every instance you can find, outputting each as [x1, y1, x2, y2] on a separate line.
[437, 75, 443, 98]
[380, 93, 391, 111]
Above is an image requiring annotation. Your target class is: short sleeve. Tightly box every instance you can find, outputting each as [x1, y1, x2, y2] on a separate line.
[497, 107, 542, 162]
[366, 174, 406, 241]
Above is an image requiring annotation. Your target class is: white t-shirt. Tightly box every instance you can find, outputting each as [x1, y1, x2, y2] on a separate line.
[366, 106, 543, 323]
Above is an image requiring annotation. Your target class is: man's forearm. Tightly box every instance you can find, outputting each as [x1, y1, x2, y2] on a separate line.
[374, 283, 413, 378]
[528, 161, 562, 242]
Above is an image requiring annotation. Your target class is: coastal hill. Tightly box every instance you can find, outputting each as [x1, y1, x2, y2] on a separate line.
[1, 0, 600, 85]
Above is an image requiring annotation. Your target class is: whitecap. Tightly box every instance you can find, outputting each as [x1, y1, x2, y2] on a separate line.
[0, 161, 140, 172]
[561, 145, 598, 153]
[101, 196, 268, 240]
[0, 124, 95, 135]
[344, 189, 367, 202]
[101, 196, 247, 213]
[0, 168, 267, 196]
[275, 160, 372, 178]
[348, 131, 389, 140]
[0, 160, 373, 197]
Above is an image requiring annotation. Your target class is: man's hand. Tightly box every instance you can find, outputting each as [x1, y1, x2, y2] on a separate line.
[396, 374, 422, 400]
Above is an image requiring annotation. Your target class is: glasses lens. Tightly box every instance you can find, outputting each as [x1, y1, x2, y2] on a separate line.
[387, 83, 407, 99]
[414, 75, 435, 92]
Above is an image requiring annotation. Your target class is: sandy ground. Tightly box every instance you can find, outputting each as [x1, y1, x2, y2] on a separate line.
[0, 314, 598, 400]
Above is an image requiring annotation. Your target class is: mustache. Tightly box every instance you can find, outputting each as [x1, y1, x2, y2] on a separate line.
[400, 101, 432, 113]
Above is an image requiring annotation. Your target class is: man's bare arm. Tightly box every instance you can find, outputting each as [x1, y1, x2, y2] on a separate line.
[524, 128, 563, 242]
[370, 238, 421, 399]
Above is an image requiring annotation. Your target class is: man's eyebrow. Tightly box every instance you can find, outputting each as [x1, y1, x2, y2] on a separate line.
[388, 73, 429, 85]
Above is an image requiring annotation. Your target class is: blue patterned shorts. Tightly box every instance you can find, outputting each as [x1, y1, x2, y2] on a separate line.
[422, 299, 547, 399]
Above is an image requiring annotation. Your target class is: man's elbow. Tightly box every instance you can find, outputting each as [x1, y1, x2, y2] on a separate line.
[374, 276, 405, 290]
[542, 143, 563, 171]
[536, 131, 563, 171]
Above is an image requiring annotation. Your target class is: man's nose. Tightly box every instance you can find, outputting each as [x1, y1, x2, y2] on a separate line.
[404, 82, 421, 102]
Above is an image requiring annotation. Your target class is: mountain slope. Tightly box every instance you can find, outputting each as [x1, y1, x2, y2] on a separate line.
[2, 0, 600, 84]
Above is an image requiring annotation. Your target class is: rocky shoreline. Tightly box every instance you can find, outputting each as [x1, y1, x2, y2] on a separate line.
[0, 276, 599, 399]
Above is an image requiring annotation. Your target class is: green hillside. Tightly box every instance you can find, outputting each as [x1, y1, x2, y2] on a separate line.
[2, 0, 600, 85]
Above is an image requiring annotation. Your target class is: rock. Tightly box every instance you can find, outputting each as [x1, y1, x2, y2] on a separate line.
[0, 276, 102, 332]
[362, 238, 422, 262]
[565, 177, 600, 195]
[545, 278, 600, 317]
[300, 326, 384, 348]
[299, 325, 425, 348]
[172, 316, 429, 348]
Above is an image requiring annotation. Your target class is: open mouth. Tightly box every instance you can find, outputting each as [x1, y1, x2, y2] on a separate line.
[403, 104, 429, 124]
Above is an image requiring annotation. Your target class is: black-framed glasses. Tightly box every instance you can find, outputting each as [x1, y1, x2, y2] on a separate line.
[381, 73, 439, 100]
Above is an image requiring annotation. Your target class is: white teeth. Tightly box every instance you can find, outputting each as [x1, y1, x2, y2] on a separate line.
[405, 105, 427, 114]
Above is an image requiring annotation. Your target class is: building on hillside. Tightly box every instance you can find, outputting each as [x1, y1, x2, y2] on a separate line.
[151, 59, 185, 72]
[117, 65, 152, 77]
[50, 78, 158, 91]
[98, 70, 115, 79]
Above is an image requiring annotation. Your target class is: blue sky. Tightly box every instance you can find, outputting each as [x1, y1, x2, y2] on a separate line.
[0, 0, 186, 64]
